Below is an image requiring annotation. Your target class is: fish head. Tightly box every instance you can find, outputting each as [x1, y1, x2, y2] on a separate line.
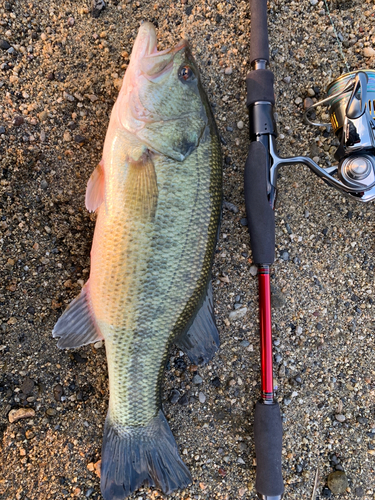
[116, 22, 209, 161]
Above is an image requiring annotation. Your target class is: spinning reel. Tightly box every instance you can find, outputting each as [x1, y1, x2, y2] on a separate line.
[270, 69, 375, 205]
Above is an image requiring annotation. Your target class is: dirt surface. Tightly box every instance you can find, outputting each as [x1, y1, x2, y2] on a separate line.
[1, 0, 375, 499]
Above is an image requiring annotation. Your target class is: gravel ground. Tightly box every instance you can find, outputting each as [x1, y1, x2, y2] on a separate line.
[1, 0, 375, 499]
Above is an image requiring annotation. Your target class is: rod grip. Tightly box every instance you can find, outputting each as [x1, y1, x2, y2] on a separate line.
[254, 401, 284, 497]
[244, 141, 275, 265]
[250, 0, 269, 64]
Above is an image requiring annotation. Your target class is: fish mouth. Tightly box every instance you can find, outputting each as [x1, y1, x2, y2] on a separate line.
[135, 22, 188, 81]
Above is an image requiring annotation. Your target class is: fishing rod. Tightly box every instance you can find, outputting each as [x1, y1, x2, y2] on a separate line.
[244, 1, 375, 498]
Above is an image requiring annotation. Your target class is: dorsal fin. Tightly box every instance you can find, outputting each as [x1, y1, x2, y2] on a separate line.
[86, 159, 105, 212]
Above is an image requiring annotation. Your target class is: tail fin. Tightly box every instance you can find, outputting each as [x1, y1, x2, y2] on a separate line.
[100, 410, 192, 500]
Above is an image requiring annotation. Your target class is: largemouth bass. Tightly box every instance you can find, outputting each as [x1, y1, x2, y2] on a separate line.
[53, 22, 222, 499]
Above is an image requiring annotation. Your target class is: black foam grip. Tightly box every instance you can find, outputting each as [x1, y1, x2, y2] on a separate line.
[254, 401, 284, 497]
[250, 0, 269, 64]
[246, 70, 275, 107]
[244, 141, 275, 265]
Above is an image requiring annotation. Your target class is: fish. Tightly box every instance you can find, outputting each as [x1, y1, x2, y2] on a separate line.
[52, 22, 222, 499]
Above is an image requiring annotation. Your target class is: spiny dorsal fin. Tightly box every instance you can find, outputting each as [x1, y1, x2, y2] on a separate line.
[124, 153, 158, 220]
[86, 159, 105, 212]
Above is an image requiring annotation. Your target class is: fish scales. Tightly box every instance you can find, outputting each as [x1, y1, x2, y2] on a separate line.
[90, 124, 221, 428]
[53, 22, 222, 499]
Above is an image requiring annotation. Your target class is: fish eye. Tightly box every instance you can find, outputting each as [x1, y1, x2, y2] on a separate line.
[178, 66, 194, 82]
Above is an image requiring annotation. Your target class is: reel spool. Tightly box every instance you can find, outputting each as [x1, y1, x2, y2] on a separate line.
[305, 70, 375, 201]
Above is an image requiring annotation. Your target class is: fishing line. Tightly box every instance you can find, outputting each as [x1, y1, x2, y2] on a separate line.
[323, 0, 351, 72]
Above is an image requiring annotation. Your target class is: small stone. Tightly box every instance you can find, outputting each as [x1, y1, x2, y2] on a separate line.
[250, 265, 258, 276]
[327, 470, 348, 494]
[228, 307, 247, 321]
[283, 76, 291, 84]
[307, 88, 315, 97]
[275, 353, 283, 363]
[169, 389, 180, 404]
[283, 398, 291, 406]
[41, 180, 48, 190]
[335, 414, 346, 422]
[211, 376, 221, 388]
[38, 111, 48, 122]
[240, 340, 249, 347]
[304, 97, 314, 109]
[237, 457, 245, 465]
[223, 201, 239, 213]
[63, 91, 75, 102]
[0, 40, 11, 50]
[63, 131, 71, 142]
[13, 115, 25, 126]
[295, 97, 303, 105]
[74, 134, 87, 144]
[321, 486, 332, 498]
[192, 374, 203, 385]
[178, 393, 189, 405]
[0, 126, 5, 134]
[354, 486, 364, 497]
[237, 120, 244, 130]
[281, 251, 289, 261]
[46, 407, 57, 416]
[224, 66, 233, 75]
[240, 217, 247, 226]
[199, 392, 206, 403]
[310, 0, 318, 5]
[364, 47, 375, 58]
[94, 340, 103, 349]
[8, 408, 35, 423]
[67, 17, 75, 26]
[53, 384, 64, 401]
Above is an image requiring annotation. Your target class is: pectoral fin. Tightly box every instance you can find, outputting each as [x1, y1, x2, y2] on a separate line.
[86, 159, 105, 212]
[124, 153, 158, 220]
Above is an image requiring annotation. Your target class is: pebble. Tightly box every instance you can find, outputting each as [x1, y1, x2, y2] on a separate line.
[304, 97, 314, 110]
[294, 97, 303, 105]
[8, 408, 35, 423]
[199, 392, 206, 403]
[13, 116, 24, 126]
[53, 384, 64, 401]
[327, 471, 348, 494]
[237, 120, 244, 130]
[223, 200, 239, 213]
[283, 76, 291, 84]
[224, 66, 233, 75]
[38, 111, 48, 122]
[228, 307, 247, 321]
[169, 389, 180, 404]
[364, 47, 375, 58]
[41, 180, 48, 190]
[249, 265, 258, 276]
[192, 374, 203, 385]
[0, 126, 5, 134]
[335, 414, 346, 423]
[0, 39, 11, 50]
[211, 377, 221, 388]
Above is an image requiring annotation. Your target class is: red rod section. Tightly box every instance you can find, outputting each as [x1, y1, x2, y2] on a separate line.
[258, 265, 274, 403]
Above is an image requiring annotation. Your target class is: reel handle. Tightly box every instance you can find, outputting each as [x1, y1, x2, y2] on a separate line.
[244, 141, 275, 265]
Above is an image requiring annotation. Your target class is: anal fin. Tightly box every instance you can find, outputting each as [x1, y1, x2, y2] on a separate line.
[52, 281, 103, 349]
[175, 280, 220, 365]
